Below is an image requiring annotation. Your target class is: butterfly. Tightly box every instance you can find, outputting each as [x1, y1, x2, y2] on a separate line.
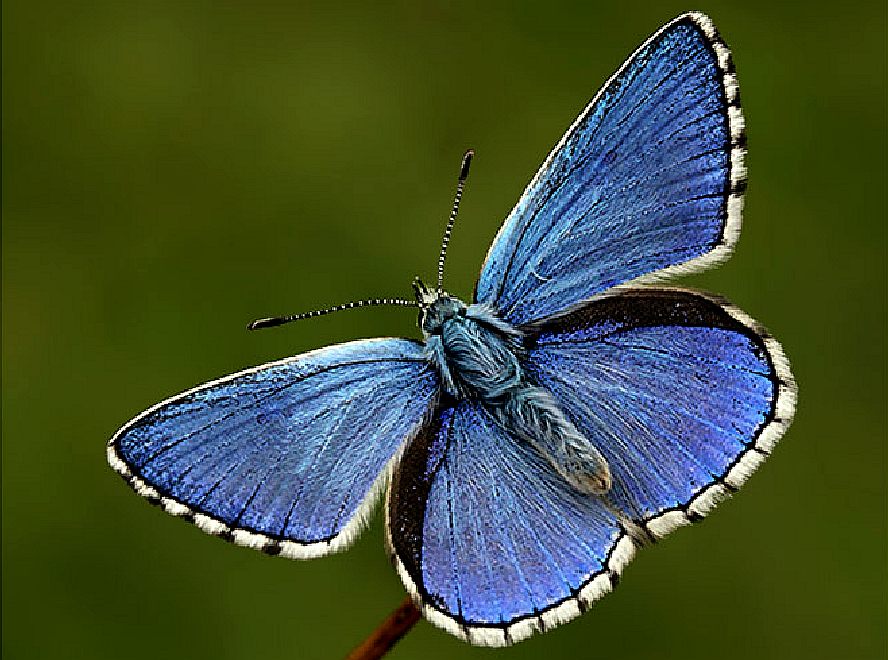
[108, 12, 796, 647]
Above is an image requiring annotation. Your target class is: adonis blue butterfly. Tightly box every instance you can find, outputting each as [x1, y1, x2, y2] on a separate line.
[109, 12, 796, 646]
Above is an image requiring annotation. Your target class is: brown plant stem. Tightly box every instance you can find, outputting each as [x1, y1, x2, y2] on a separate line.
[345, 596, 421, 660]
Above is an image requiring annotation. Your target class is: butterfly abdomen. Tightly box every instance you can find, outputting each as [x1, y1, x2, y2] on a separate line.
[424, 297, 612, 495]
[489, 385, 612, 495]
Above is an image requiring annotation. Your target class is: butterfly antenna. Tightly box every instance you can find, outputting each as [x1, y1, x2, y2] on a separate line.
[436, 149, 474, 294]
[248, 298, 418, 330]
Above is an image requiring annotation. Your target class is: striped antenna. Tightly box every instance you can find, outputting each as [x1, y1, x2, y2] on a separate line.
[436, 149, 474, 293]
[248, 298, 418, 330]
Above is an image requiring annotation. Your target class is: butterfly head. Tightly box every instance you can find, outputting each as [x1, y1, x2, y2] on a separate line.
[413, 277, 466, 337]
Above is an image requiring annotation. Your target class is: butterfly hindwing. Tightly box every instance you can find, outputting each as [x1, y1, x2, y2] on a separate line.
[387, 398, 636, 647]
[109, 338, 439, 558]
[522, 288, 796, 536]
[476, 13, 745, 325]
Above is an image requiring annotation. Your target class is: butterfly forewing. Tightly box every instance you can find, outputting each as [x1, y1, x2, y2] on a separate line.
[476, 13, 745, 325]
[110, 338, 439, 558]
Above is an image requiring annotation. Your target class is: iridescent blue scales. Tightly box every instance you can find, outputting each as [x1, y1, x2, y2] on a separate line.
[110, 339, 439, 556]
[108, 12, 796, 647]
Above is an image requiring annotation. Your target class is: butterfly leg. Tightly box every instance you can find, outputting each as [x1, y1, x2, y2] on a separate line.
[488, 384, 612, 495]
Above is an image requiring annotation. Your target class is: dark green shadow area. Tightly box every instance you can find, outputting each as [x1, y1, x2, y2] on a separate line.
[3, 2, 886, 658]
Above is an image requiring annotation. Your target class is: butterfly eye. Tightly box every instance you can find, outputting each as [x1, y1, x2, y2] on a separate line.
[421, 310, 443, 336]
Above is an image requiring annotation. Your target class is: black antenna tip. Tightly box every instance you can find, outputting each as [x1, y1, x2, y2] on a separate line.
[459, 149, 474, 181]
[248, 317, 285, 331]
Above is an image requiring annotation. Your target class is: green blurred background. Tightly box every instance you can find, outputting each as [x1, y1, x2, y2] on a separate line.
[3, 1, 886, 658]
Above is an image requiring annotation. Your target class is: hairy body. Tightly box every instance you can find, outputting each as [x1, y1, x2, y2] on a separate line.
[419, 291, 612, 495]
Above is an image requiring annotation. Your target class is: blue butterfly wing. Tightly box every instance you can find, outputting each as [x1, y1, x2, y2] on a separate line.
[476, 13, 745, 325]
[109, 338, 439, 558]
[522, 289, 796, 535]
[386, 398, 637, 646]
